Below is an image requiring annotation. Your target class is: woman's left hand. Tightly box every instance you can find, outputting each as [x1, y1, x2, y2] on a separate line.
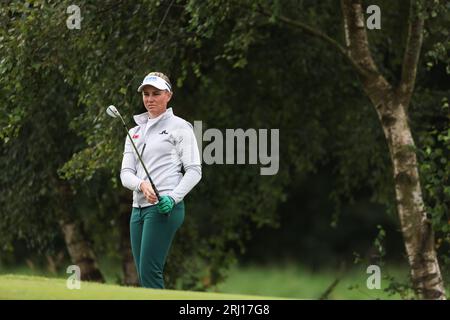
[158, 196, 175, 214]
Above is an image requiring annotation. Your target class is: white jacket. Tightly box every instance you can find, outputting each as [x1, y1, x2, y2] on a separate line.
[120, 107, 201, 207]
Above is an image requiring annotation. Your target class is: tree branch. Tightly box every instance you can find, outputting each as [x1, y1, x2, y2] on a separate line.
[340, 0, 394, 107]
[340, 0, 380, 75]
[253, 3, 371, 78]
[155, 0, 176, 44]
[340, 0, 351, 51]
[397, 0, 424, 108]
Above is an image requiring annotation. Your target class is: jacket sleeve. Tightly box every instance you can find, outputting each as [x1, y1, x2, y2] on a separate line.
[168, 123, 202, 204]
[120, 128, 144, 192]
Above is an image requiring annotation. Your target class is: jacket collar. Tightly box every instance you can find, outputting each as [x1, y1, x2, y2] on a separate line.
[133, 107, 174, 126]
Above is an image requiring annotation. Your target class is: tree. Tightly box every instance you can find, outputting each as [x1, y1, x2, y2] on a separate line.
[0, 2, 105, 282]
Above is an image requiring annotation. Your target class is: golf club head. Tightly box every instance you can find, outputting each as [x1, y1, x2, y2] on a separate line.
[106, 105, 120, 118]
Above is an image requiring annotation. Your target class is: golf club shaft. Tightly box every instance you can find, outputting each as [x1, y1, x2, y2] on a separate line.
[121, 122, 161, 201]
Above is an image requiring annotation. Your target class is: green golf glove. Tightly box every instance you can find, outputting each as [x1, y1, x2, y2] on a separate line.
[158, 196, 175, 214]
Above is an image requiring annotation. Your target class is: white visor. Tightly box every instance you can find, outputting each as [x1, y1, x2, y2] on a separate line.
[137, 74, 172, 92]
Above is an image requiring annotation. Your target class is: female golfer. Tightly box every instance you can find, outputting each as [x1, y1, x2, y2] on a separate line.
[120, 71, 201, 289]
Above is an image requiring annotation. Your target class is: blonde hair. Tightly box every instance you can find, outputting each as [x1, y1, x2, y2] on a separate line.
[148, 71, 172, 89]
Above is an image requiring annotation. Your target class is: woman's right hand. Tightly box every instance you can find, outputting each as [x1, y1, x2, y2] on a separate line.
[140, 181, 158, 204]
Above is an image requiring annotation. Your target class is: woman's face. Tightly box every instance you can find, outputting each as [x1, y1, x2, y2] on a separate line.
[142, 85, 172, 118]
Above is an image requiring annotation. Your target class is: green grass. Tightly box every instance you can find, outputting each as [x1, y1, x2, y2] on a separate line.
[0, 256, 128, 284]
[0, 274, 284, 300]
[215, 264, 413, 300]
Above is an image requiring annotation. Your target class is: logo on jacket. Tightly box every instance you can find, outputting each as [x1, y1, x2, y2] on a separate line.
[159, 130, 168, 134]
[132, 134, 139, 139]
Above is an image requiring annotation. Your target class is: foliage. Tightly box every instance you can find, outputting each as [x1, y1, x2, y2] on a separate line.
[416, 97, 450, 282]
[0, 0, 448, 294]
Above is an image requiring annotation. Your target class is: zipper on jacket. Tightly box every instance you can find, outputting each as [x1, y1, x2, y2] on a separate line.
[140, 143, 146, 158]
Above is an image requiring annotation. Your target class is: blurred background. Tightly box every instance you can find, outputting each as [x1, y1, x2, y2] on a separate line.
[0, 0, 448, 299]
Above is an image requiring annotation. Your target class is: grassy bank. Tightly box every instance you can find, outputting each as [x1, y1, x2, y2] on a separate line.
[0, 274, 282, 300]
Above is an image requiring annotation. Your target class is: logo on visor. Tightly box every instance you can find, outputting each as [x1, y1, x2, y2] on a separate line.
[132, 134, 139, 139]
[145, 76, 158, 82]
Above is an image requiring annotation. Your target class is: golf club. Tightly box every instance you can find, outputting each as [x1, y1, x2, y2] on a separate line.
[106, 105, 161, 202]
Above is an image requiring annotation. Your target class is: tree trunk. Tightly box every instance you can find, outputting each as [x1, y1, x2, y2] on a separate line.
[57, 181, 105, 283]
[358, 74, 446, 299]
[119, 190, 139, 286]
[59, 218, 105, 283]
[373, 97, 446, 299]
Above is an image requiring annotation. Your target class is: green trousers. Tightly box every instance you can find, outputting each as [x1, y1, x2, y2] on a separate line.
[130, 201, 184, 289]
